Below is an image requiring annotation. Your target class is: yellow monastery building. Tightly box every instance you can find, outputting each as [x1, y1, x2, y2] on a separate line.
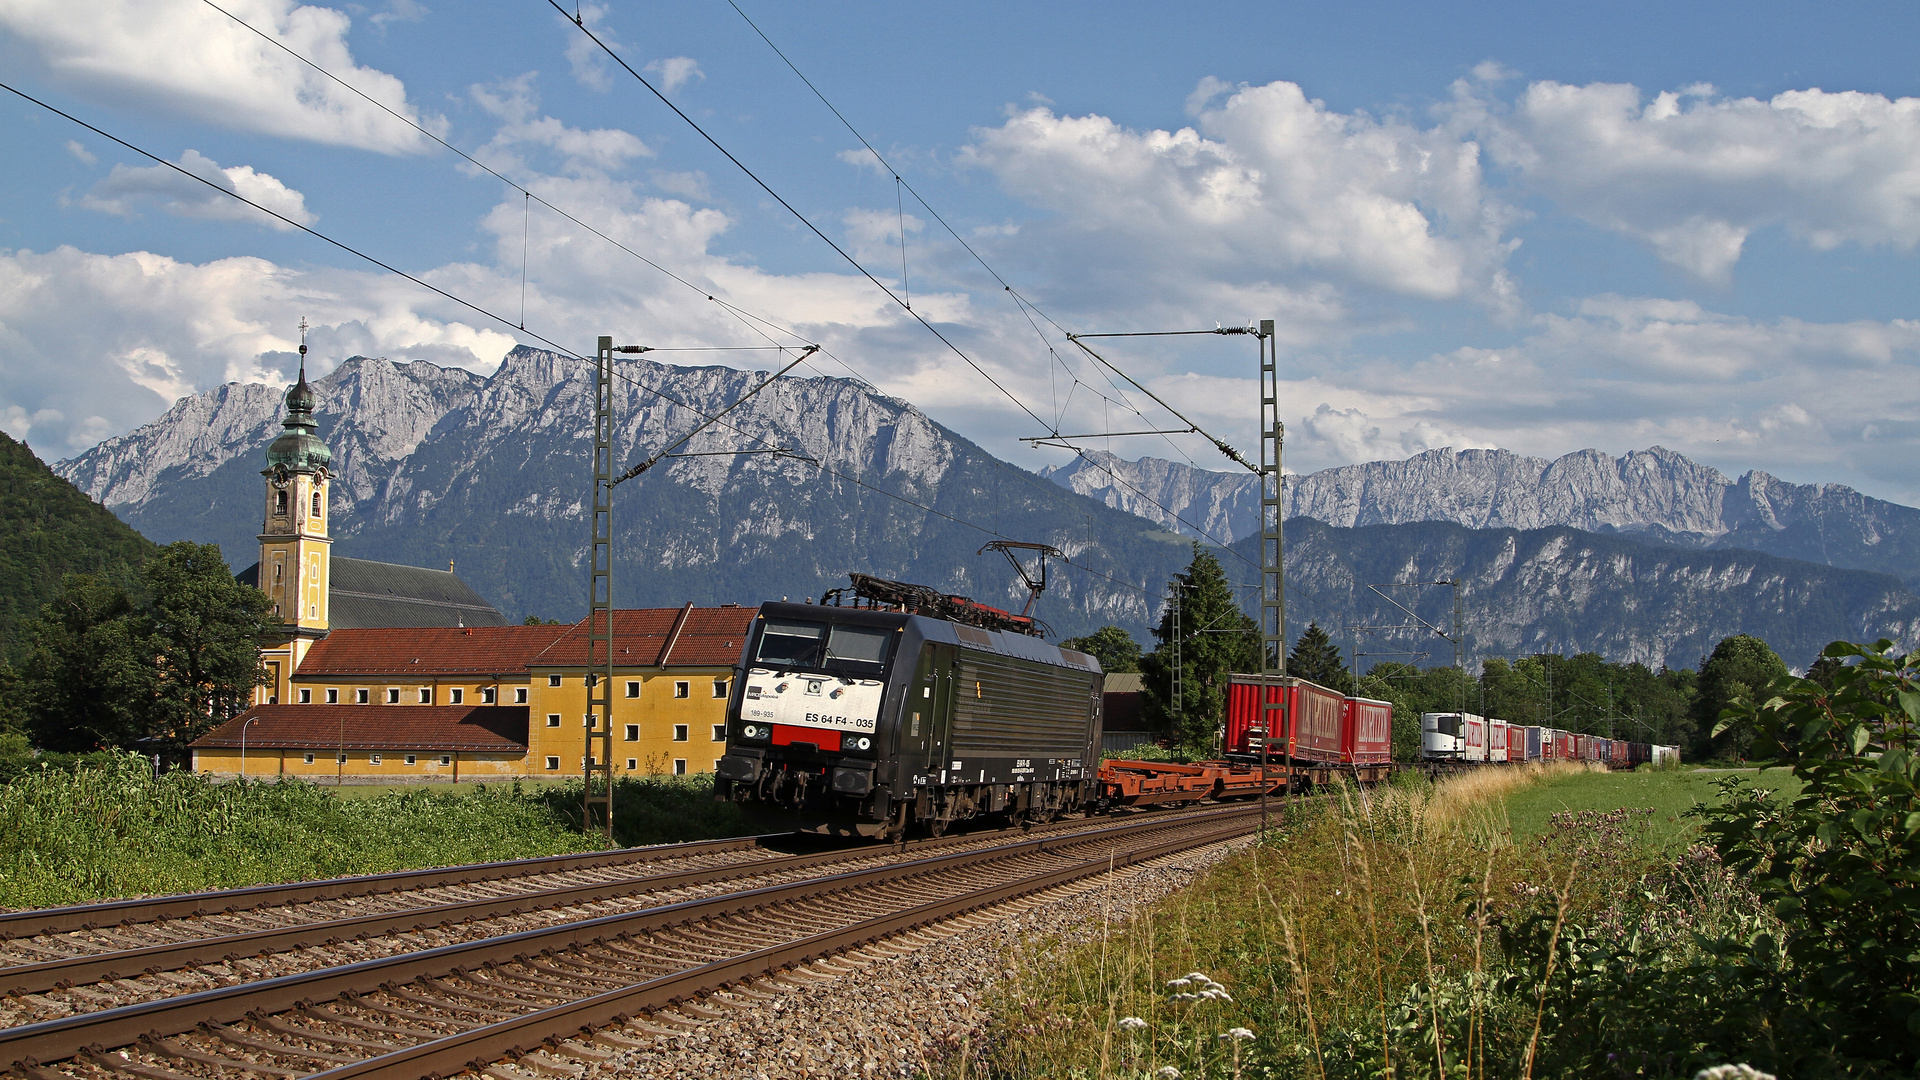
[189, 354, 753, 781]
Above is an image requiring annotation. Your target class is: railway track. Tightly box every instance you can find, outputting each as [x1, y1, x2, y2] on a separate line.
[0, 805, 1240, 1014]
[0, 803, 1265, 1080]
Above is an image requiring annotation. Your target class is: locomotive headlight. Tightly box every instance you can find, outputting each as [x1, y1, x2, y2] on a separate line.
[853, 736, 872, 751]
[740, 724, 767, 740]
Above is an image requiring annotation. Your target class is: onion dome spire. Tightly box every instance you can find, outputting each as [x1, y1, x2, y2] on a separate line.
[265, 317, 332, 475]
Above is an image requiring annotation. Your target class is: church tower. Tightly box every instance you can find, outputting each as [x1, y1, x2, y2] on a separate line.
[255, 320, 333, 705]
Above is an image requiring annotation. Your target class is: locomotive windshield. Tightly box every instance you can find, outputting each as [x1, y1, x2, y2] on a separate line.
[754, 618, 894, 672]
[757, 619, 825, 665]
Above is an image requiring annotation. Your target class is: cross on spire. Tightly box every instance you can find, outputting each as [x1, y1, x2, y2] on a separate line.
[297, 316, 309, 380]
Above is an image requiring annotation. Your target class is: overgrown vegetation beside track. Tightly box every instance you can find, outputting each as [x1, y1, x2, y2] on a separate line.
[0, 755, 750, 908]
[976, 642, 1920, 1078]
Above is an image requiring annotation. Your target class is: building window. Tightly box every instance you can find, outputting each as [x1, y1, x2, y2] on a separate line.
[370, 754, 382, 765]
[584, 714, 595, 728]
[586, 674, 598, 688]
[712, 679, 728, 698]
[544, 756, 559, 771]
[514, 687, 527, 704]
[440, 755, 452, 766]
[547, 714, 561, 727]
[712, 724, 726, 742]
[674, 681, 689, 698]
[626, 758, 637, 770]
[298, 688, 311, 703]
[625, 681, 640, 698]
[326, 688, 338, 704]
[481, 687, 495, 704]
[418, 688, 432, 704]
[449, 688, 463, 704]
[337, 752, 347, 763]
[548, 674, 561, 687]
[303, 752, 315, 764]
[673, 724, 689, 742]
[673, 759, 687, 775]
[311, 490, 322, 517]
[357, 688, 369, 704]
[387, 688, 400, 704]
[275, 490, 288, 515]
[624, 724, 638, 742]
[404, 754, 417, 766]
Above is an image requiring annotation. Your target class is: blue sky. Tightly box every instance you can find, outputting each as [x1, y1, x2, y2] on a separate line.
[4, 0, 1920, 502]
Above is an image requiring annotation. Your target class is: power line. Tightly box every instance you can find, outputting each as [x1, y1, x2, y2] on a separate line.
[195, 0, 877, 387]
[559, 5, 1260, 567]
[551, 0, 1053, 436]
[0, 79, 1161, 607]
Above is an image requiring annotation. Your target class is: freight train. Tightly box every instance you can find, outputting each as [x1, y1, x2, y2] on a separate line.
[1420, 712, 1680, 768]
[713, 575, 1674, 838]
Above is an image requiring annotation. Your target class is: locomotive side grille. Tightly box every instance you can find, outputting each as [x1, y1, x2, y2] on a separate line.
[951, 651, 1095, 757]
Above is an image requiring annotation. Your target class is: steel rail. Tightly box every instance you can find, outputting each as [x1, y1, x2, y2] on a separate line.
[0, 834, 786, 941]
[0, 806, 1263, 1071]
[2, 837, 891, 995]
[0, 805, 1240, 996]
[316, 818, 1253, 1079]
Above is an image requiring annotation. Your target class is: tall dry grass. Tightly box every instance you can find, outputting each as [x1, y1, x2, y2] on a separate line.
[977, 762, 1657, 1080]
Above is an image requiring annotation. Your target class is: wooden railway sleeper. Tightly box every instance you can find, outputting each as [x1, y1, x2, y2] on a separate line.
[520, 956, 634, 990]
[143, 1033, 304, 1078]
[77, 1047, 200, 1080]
[248, 1012, 409, 1055]
[444, 970, 564, 1006]
[379, 983, 513, 1021]
[199, 1022, 356, 1067]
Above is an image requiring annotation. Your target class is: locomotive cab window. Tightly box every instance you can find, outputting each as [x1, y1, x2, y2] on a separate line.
[825, 626, 891, 665]
[756, 619, 825, 665]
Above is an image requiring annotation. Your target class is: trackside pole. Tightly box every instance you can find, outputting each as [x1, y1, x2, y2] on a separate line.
[1257, 319, 1285, 837]
[585, 337, 615, 842]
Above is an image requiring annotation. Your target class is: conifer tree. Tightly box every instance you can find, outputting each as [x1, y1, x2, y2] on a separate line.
[1140, 544, 1257, 752]
[1286, 621, 1351, 693]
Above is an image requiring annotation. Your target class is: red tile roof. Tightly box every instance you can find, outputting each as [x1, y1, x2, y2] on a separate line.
[294, 625, 570, 677]
[531, 604, 756, 668]
[192, 705, 529, 752]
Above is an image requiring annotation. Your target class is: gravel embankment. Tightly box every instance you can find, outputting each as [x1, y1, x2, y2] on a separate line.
[515, 835, 1252, 1080]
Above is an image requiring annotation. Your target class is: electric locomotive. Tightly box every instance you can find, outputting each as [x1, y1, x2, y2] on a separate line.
[714, 579, 1104, 838]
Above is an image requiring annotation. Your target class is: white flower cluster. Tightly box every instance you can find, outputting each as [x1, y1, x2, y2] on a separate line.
[1166, 971, 1234, 1003]
[1694, 1067, 1776, 1080]
[1119, 1016, 1149, 1031]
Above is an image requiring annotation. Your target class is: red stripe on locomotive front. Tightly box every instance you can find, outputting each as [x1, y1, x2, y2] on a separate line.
[771, 724, 842, 751]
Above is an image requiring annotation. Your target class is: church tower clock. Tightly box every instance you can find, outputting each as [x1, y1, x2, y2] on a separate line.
[255, 320, 333, 705]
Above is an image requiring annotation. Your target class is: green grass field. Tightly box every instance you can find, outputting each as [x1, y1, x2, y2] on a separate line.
[1503, 765, 1803, 849]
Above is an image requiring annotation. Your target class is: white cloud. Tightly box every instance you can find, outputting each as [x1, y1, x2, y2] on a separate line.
[368, 0, 427, 29]
[0, 245, 518, 454]
[644, 57, 703, 94]
[1472, 79, 1920, 281]
[470, 76, 652, 177]
[561, 2, 617, 92]
[64, 140, 95, 165]
[960, 78, 1520, 318]
[0, 0, 434, 154]
[75, 150, 314, 230]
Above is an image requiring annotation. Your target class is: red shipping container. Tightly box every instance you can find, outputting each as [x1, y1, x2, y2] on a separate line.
[1508, 725, 1526, 763]
[1488, 718, 1509, 762]
[1341, 696, 1392, 764]
[1225, 675, 1345, 764]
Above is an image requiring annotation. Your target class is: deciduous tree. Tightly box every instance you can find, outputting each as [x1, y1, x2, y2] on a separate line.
[1059, 625, 1142, 673]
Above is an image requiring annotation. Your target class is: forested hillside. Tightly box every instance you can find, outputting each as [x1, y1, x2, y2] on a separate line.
[0, 432, 154, 662]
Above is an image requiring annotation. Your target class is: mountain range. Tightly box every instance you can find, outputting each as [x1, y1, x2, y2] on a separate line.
[52, 349, 1920, 668]
[1045, 447, 1920, 589]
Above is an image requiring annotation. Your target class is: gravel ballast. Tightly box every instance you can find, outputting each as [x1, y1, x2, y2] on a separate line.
[517, 835, 1253, 1080]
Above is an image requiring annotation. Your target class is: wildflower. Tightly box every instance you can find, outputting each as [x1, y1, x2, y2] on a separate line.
[1156, 1069, 1181, 1079]
[1183, 971, 1213, 984]
[1220, 1027, 1255, 1040]
[1166, 978, 1192, 989]
[1118, 1017, 1148, 1031]
[1200, 987, 1234, 1002]
[1171, 992, 1199, 1001]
